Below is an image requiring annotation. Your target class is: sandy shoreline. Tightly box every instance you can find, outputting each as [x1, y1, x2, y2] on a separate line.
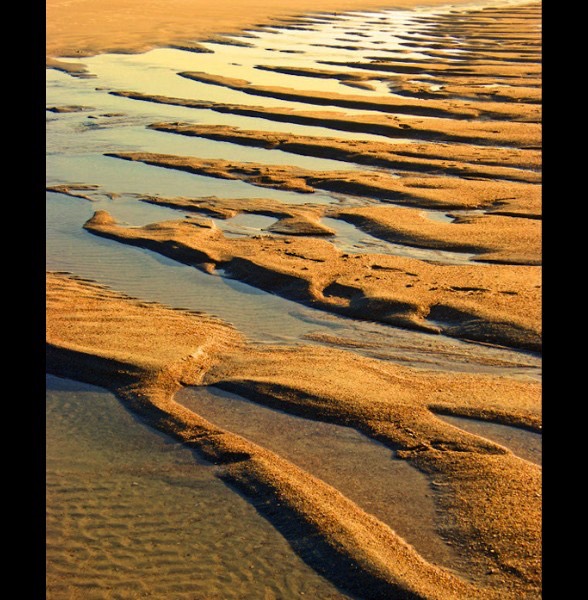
[46, 0, 542, 597]
[47, 272, 541, 599]
[47, 0, 486, 60]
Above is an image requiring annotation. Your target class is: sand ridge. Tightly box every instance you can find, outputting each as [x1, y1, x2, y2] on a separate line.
[106, 150, 541, 213]
[148, 122, 541, 183]
[177, 70, 541, 123]
[46, 272, 541, 598]
[83, 210, 541, 351]
[112, 90, 542, 148]
[333, 205, 541, 264]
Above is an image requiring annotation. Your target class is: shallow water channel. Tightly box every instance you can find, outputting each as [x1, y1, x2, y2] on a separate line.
[47, 375, 353, 599]
[176, 386, 463, 571]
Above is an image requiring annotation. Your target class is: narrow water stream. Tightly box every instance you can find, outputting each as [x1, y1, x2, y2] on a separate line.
[437, 413, 541, 465]
[175, 385, 465, 574]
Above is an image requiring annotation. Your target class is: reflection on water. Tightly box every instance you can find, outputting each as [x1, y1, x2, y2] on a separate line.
[322, 216, 477, 264]
[46, 375, 352, 599]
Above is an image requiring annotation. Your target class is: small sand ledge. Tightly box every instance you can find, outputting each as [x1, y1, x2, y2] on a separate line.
[106, 150, 541, 215]
[149, 122, 541, 183]
[112, 90, 541, 148]
[139, 194, 335, 237]
[83, 209, 541, 352]
[46, 272, 541, 598]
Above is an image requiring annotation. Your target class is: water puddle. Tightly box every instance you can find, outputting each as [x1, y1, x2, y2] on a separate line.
[175, 385, 463, 572]
[437, 413, 541, 465]
[46, 153, 339, 207]
[47, 80, 363, 172]
[55, 48, 390, 115]
[421, 209, 455, 223]
[213, 212, 278, 237]
[47, 374, 351, 599]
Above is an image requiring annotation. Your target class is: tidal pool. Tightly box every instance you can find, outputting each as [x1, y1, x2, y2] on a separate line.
[46, 374, 353, 599]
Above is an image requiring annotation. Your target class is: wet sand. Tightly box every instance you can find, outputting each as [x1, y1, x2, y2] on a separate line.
[47, 375, 352, 599]
[47, 0, 481, 61]
[84, 208, 541, 351]
[47, 272, 541, 599]
[46, 0, 542, 597]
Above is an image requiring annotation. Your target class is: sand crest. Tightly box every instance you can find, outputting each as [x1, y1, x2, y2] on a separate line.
[47, 272, 541, 598]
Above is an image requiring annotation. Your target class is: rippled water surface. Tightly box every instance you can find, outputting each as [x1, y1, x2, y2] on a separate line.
[46, 375, 353, 599]
[176, 386, 463, 571]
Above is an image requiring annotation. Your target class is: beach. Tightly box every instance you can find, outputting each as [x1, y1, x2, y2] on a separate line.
[46, 0, 541, 597]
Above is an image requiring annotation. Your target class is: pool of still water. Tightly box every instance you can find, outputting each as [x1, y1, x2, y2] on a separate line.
[46, 374, 355, 599]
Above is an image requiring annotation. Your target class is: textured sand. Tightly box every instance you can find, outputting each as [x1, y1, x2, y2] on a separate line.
[46, 0, 542, 597]
[47, 272, 541, 599]
[47, 0, 480, 60]
[148, 122, 541, 183]
[83, 209, 541, 351]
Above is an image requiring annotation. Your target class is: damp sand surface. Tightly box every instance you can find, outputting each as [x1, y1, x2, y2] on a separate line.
[46, 191, 541, 377]
[46, 0, 484, 61]
[46, 1, 542, 597]
[176, 385, 466, 575]
[46, 375, 353, 599]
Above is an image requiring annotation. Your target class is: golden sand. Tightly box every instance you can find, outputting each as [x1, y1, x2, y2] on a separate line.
[47, 0, 480, 59]
[47, 272, 541, 598]
[47, 0, 542, 596]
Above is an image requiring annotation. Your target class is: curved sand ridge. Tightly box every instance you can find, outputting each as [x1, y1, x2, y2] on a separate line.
[106, 150, 541, 214]
[84, 210, 541, 351]
[257, 64, 541, 104]
[46, 272, 541, 599]
[133, 193, 540, 264]
[112, 90, 541, 148]
[148, 123, 541, 183]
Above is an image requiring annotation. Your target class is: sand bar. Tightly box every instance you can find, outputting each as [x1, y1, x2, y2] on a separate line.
[83, 210, 541, 351]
